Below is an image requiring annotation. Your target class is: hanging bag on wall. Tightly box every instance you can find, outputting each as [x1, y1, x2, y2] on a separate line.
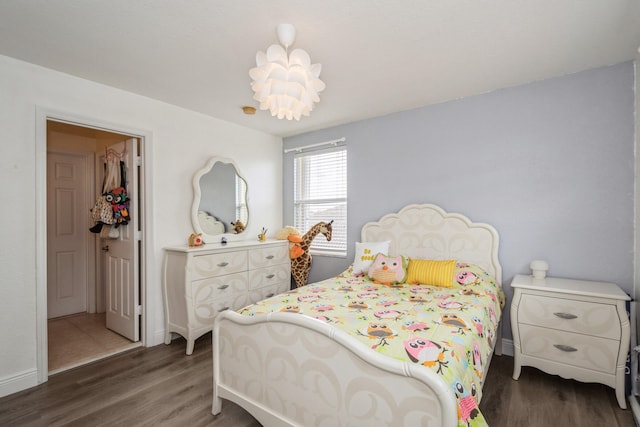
[107, 161, 130, 228]
[99, 224, 120, 239]
[91, 196, 114, 224]
[89, 156, 122, 233]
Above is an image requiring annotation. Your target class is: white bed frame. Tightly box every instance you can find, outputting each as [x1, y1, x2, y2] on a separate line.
[212, 204, 502, 427]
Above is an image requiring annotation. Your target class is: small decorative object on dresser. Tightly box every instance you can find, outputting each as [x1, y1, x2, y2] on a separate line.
[162, 239, 290, 354]
[188, 233, 203, 247]
[510, 274, 631, 409]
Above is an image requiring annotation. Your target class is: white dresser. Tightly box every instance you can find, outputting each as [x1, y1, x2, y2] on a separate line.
[510, 274, 630, 409]
[162, 239, 290, 354]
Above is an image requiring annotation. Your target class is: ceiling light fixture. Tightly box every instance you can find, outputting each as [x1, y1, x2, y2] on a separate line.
[249, 24, 325, 121]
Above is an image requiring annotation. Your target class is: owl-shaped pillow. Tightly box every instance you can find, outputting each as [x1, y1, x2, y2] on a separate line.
[366, 253, 408, 286]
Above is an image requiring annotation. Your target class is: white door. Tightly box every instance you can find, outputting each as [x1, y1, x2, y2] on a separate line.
[104, 138, 140, 341]
[47, 152, 90, 319]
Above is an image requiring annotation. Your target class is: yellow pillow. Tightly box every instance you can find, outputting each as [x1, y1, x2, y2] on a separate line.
[406, 259, 457, 287]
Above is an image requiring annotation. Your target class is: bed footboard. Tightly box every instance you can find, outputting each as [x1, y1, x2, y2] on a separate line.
[213, 311, 458, 427]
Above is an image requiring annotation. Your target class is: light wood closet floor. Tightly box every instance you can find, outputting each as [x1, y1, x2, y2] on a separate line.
[0, 333, 635, 427]
[48, 312, 139, 373]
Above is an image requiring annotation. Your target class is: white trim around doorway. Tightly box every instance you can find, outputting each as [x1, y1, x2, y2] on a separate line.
[35, 106, 156, 385]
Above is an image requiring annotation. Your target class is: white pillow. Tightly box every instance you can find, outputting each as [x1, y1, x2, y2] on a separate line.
[352, 241, 391, 275]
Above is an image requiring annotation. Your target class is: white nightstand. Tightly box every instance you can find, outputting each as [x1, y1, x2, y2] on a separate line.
[510, 274, 630, 409]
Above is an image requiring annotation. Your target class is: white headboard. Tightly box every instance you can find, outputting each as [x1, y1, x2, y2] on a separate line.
[361, 204, 501, 285]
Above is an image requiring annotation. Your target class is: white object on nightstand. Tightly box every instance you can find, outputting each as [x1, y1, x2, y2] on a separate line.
[162, 239, 290, 355]
[529, 260, 549, 279]
[510, 274, 630, 409]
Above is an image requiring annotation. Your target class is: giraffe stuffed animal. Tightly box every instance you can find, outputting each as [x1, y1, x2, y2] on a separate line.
[291, 220, 333, 288]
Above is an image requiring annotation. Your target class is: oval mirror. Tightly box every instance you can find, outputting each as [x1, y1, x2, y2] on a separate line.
[191, 157, 249, 243]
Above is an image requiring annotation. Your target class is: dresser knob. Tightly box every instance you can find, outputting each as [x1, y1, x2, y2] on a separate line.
[266, 293, 275, 298]
[266, 255, 275, 260]
[266, 274, 275, 279]
[553, 344, 578, 352]
[217, 284, 229, 290]
[553, 312, 578, 320]
[217, 262, 229, 267]
[218, 306, 230, 312]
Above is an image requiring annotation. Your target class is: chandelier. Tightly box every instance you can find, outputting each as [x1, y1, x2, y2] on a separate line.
[249, 24, 325, 121]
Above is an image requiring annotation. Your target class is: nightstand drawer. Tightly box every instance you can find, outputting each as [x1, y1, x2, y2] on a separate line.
[519, 324, 618, 374]
[518, 294, 621, 339]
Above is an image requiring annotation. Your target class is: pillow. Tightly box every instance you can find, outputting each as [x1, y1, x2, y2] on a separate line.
[406, 259, 457, 287]
[352, 241, 391, 275]
[366, 253, 408, 285]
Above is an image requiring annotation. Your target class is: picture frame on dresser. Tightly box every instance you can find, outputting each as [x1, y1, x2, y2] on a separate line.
[510, 274, 631, 409]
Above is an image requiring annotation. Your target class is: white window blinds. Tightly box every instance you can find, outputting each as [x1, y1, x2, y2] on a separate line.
[235, 174, 247, 224]
[294, 147, 347, 256]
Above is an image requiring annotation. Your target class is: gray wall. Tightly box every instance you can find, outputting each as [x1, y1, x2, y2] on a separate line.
[283, 62, 635, 341]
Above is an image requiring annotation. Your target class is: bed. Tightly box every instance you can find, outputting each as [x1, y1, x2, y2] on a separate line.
[212, 204, 504, 427]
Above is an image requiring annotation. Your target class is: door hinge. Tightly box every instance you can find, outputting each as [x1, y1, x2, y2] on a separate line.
[135, 156, 142, 167]
[135, 305, 143, 316]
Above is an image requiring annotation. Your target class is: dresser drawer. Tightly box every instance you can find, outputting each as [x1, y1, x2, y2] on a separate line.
[248, 282, 289, 304]
[191, 250, 248, 280]
[190, 272, 249, 304]
[518, 294, 621, 339]
[194, 292, 251, 323]
[248, 264, 291, 290]
[519, 324, 618, 374]
[249, 245, 289, 269]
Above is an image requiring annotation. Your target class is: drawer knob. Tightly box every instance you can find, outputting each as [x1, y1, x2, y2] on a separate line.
[217, 284, 229, 290]
[553, 344, 578, 352]
[266, 255, 275, 260]
[266, 274, 275, 279]
[266, 293, 275, 298]
[217, 262, 229, 267]
[553, 312, 578, 320]
[218, 306, 230, 312]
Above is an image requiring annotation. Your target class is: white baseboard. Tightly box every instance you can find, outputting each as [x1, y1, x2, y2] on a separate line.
[150, 329, 167, 347]
[0, 368, 38, 398]
[500, 338, 514, 357]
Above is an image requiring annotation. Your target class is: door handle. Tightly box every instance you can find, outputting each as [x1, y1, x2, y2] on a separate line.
[102, 245, 110, 252]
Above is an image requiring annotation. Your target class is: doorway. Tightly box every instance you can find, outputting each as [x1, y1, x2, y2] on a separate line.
[45, 121, 143, 373]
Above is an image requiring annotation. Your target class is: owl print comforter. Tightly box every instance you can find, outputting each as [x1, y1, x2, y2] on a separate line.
[238, 262, 505, 427]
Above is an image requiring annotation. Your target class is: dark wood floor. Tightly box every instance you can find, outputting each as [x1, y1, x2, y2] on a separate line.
[0, 334, 635, 427]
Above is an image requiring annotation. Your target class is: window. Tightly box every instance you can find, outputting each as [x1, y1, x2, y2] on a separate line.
[235, 174, 247, 223]
[294, 147, 347, 256]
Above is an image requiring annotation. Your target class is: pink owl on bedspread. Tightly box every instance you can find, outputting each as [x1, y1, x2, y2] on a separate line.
[453, 380, 480, 426]
[404, 337, 449, 374]
[456, 270, 480, 286]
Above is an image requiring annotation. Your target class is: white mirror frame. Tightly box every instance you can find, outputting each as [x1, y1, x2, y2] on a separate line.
[191, 156, 249, 243]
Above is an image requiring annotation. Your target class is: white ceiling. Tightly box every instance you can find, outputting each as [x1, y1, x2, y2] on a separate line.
[1, 1, 639, 137]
